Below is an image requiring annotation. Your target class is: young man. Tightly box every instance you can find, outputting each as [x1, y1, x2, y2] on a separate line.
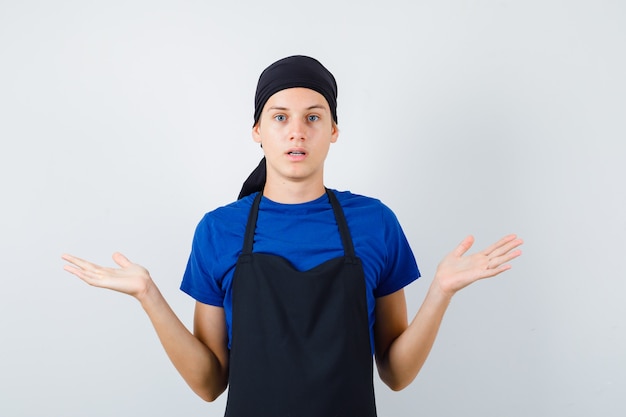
[62, 56, 522, 416]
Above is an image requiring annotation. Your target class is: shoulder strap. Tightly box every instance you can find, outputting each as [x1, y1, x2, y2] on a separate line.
[242, 189, 357, 260]
[326, 189, 357, 259]
[242, 192, 263, 255]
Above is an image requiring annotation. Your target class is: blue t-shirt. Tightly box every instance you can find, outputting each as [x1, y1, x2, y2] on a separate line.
[180, 190, 420, 353]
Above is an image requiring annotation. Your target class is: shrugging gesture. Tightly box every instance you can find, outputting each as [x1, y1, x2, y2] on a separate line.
[59, 56, 524, 415]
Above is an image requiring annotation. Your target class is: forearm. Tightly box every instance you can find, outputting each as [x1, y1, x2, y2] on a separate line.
[138, 283, 228, 401]
[377, 283, 452, 391]
[61, 252, 228, 400]
[376, 234, 522, 391]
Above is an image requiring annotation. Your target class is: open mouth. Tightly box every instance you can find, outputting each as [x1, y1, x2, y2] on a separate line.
[288, 151, 306, 156]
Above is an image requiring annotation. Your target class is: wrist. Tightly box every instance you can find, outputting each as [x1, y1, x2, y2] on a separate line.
[428, 278, 455, 305]
[136, 278, 161, 308]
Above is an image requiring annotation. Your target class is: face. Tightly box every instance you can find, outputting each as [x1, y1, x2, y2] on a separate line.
[253, 87, 339, 188]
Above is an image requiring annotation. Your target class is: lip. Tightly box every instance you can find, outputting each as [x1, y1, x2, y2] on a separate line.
[286, 148, 307, 161]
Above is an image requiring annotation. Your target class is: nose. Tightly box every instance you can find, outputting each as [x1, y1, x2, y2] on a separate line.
[289, 119, 306, 141]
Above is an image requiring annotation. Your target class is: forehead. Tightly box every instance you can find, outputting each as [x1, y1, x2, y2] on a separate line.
[264, 87, 329, 109]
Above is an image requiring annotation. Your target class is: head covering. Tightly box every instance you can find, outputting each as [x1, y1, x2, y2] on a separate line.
[253, 55, 338, 126]
[238, 55, 338, 199]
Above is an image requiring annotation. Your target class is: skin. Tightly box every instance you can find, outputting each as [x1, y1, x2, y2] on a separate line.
[62, 87, 523, 401]
[252, 87, 338, 203]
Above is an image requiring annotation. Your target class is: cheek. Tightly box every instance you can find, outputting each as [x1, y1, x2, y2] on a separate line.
[254, 125, 275, 143]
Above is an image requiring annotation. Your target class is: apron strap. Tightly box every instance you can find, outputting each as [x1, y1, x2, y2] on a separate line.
[325, 188, 357, 260]
[242, 192, 263, 256]
[241, 189, 357, 260]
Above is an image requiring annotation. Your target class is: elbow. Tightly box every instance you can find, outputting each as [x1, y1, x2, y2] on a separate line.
[386, 381, 405, 392]
[187, 365, 229, 402]
[377, 362, 416, 392]
[196, 385, 227, 403]
[381, 375, 412, 392]
[199, 392, 220, 403]
[192, 379, 228, 403]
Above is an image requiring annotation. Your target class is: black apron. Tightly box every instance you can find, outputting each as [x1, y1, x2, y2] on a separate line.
[224, 189, 377, 417]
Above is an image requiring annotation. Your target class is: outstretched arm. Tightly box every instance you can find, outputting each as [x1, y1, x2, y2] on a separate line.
[374, 234, 523, 391]
[61, 253, 229, 401]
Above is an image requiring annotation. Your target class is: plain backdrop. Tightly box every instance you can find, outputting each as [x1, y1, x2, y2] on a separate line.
[1, 1, 624, 416]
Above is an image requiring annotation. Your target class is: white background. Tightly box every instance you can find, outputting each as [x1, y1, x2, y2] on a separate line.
[1, 1, 624, 416]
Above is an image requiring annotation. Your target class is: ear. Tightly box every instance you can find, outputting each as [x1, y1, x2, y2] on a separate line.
[330, 122, 339, 143]
[252, 123, 262, 144]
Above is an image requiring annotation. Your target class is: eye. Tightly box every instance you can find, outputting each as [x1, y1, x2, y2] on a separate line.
[307, 115, 319, 122]
[274, 114, 286, 122]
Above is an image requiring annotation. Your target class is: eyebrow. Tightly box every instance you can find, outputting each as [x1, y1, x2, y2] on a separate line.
[267, 104, 328, 111]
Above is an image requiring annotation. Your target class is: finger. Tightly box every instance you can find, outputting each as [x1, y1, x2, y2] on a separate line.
[491, 248, 523, 267]
[63, 262, 102, 286]
[481, 263, 513, 279]
[112, 252, 132, 268]
[482, 234, 519, 256]
[61, 253, 99, 271]
[62, 253, 110, 283]
[452, 235, 475, 257]
[63, 263, 84, 276]
[487, 237, 524, 259]
[484, 248, 522, 275]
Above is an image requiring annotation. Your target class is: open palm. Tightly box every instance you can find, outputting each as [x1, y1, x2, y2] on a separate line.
[62, 252, 152, 300]
[435, 234, 523, 296]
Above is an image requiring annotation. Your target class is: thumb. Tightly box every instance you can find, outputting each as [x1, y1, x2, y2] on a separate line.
[452, 235, 475, 257]
[112, 252, 132, 268]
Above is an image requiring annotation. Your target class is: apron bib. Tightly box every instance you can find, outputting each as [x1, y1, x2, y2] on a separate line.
[224, 189, 377, 417]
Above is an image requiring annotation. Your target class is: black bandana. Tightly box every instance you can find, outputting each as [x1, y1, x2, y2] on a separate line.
[239, 56, 338, 199]
[253, 55, 338, 126]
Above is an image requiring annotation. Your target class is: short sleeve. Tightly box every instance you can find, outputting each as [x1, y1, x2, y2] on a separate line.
[180, 215, 227, 307]
[373, 205, 420, 298]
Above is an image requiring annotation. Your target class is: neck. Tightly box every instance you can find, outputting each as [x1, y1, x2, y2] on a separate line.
[262, 178, 327, 204]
